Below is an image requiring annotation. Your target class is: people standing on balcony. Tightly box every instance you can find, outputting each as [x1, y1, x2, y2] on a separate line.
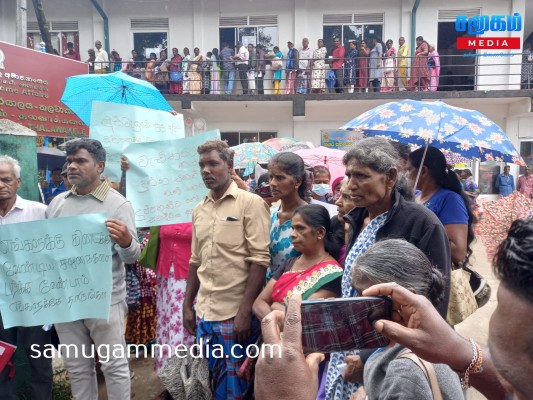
[188, 48, 203, 95]
[168, 48, 183, 94]
[220, 43, 235, 95]
[297, 38, 312, 94]
[369, 37, 383, 92]
[182, 47, 192, 94]
[256, 44, 266, 95]
[517, 165, 533, 199]
[331, 37, 345, 93]
[272, 46, 283, 94]
[247, 44, 257, 95]
[358, 39, 370, 92]
[234, 41, 250, 95]
[397, 36, 409, 90]
[521, 42, 533, 89]
[381, 39, 396, 92]
[495, 165, 515, 197]
[284, 41, 299, 94]
[86, 48, 96, 73]
[63, 41, 80, 61]
[311, 39, 327, 94]
[202, 52, 212, 94]
[409, 36, 430, 91]
[344, 40, 358, 93]
[428, 45, 441, 92]
[144, 52, 157, 84]
[211, 48, 220, 94]
[94, 40, 109, 74]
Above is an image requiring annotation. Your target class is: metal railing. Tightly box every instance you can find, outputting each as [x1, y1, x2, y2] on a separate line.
[86, 52, 533, 94]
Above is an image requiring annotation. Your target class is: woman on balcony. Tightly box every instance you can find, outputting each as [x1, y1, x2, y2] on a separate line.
[381, 39, 396, 92]
[369, 37, 383, 92]
[409, 36, 430, 91]
[311, 39, 327, 94]
[187, 48, 203, 95]
[168, 48, 183, 94]
[428, 45, 441, 92]
[144, 52, 157, 84]
[358, 39, 370, 92]
[344, 41, 359, 93]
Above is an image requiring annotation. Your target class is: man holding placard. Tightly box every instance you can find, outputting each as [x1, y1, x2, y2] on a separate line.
[183, 140, 271, 399]
[0, 156, 52, 400]
[46, 139, 140, 400]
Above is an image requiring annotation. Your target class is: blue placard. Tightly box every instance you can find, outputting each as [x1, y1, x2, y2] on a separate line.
[124, 130, 221, 227]
[0, 214, 112, 328]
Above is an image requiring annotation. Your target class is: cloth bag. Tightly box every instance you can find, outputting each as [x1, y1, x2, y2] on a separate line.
[446, 266, 478, 325]
[139, 226, 160, 269]
[383, 57, 394, 73]
[157, 347, 212, 400]
[170, 71, 183, 82]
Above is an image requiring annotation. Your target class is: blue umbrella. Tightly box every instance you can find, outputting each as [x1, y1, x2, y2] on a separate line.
[61, 71, 173, 126]
[340, 99, 524, 165]
[232, 142, 278, 170]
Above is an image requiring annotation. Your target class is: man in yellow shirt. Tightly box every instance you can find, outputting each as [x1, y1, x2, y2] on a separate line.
[397, 37, 409, 90]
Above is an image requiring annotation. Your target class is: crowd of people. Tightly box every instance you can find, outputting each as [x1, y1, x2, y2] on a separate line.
[78, 36, 443, 95]
[1, 134, 532, 400]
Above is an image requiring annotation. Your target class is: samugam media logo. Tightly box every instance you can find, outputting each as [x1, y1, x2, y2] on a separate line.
[455, 13, 522, 50]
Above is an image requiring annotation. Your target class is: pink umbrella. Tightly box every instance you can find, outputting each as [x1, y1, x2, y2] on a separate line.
[294, 146, 347, 182]
[263, 137, 299, 151]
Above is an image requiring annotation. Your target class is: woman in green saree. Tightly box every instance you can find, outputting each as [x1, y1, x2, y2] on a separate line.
[253, 204, 343, 320]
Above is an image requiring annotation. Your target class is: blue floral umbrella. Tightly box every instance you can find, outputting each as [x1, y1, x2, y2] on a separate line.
[61, 71, 173, 126]
[232, 142, 278, 170]
[340, 99, 524, 165]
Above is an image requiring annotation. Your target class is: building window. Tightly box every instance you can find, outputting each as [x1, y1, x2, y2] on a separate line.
[520, 140, 533, 173]
[131, 18, 169, 58]
[219, 15, 278, 51]
[323, 13, 383, 55]
[221, 131, 277, 147]
[27, 21, 79, 56]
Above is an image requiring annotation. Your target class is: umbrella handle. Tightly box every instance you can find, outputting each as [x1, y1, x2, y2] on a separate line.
[413, 144, 429, 191]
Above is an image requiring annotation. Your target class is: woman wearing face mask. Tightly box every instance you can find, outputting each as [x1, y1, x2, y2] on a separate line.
[311, 165, 332, 202]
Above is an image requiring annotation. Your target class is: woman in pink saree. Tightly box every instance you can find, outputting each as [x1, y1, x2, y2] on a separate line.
[428, 45, 441, 92]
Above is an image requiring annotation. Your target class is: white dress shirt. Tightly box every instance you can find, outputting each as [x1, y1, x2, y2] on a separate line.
[0, 195, 46, 224]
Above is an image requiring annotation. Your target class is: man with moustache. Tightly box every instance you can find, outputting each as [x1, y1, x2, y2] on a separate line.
[183, 140, 270, 399]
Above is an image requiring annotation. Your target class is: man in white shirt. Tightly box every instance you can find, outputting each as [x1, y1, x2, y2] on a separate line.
[233, 41, 249, 94]
[298, 37, 313, 94]
[0, 155, 52, 400]
[94, 40, 109, 74]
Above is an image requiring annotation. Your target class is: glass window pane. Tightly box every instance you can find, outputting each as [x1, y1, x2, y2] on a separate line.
[478, 163, 501, 194]
[133, 32, 168, 58]
[259, 132, 277, 141]
[343, 25, 363, 52]
[240, 132, 259, 143]
[363, 25, 383, 41]
[258, 26, 278, 52]
[239, 27, 257, 47]
[323, 25, 342, 57]
[520, 141, 533, 175]
[221, 132, 239, 147]
[220, 28, 237, 50]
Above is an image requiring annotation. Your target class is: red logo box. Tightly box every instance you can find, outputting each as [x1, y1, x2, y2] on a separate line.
[456, 37, 521, 50]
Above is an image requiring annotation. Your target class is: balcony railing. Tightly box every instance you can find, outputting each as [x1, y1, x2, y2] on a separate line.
[89, 52, 533, 94]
